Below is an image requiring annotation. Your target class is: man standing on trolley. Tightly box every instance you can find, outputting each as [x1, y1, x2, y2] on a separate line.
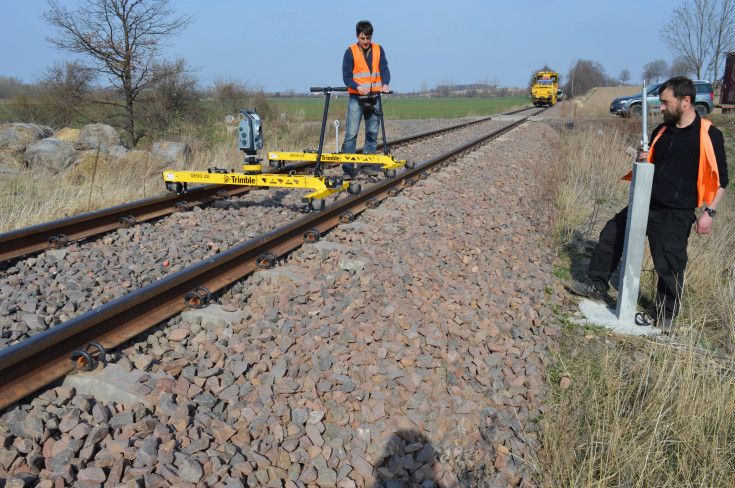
[341, 20, 391, 180]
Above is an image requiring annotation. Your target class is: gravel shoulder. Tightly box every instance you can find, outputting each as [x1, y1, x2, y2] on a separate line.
[0, 119, 566, 488]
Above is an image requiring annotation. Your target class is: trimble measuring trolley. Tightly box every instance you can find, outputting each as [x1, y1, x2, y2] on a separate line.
[268, 87, 413, 177]
[162, 86, 411, 211]
[162, 110, 358, 211]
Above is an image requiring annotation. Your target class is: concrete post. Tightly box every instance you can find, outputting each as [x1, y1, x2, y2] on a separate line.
[616, 161, 655, 321]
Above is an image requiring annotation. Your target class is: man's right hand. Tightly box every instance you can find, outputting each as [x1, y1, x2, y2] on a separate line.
[358, 86, 370, 95]
[636, 146, 650, 162]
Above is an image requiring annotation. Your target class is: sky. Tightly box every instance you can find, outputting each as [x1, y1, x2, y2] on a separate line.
[1, 0, 679, 93]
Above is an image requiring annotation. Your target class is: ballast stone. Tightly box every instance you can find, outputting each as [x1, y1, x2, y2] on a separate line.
[62, 363, 175, 409]
[181, 303, 245, 330]
[338, 259, 368, 272]
[310, 241, 355, 253]
[259, 266, 308, 283]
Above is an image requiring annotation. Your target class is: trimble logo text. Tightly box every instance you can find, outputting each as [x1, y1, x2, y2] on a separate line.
[232, 176, 258, 185]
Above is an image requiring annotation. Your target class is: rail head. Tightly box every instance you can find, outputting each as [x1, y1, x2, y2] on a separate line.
[0, 115, 536, 411]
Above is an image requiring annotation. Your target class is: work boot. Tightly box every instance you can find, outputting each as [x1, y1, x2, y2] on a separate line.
[568, 277, 607, 301]
[657, 316, 676, 334]
[342, 170, 356, 181]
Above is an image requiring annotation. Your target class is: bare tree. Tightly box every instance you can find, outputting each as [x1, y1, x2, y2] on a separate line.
[43, 0, 192, 147]
[213, 77, 252, 116]
[661, 0, 735, 81]
[0, 76, 28, 99]
[39, 60, 96, 126]
[643, 59, 669, 84]
[564, 59, 607, 98]
[669, 56, 694, 77]
[706, 0, 735, 82]
[434, 79, 456, 97]
[619, 69, 631, 85]
[212, 76, 275, 121]
[139, 58, 199, 134]
[661, 0, 710, 79]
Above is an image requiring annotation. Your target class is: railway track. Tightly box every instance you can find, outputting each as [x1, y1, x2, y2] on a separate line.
[0, 108, 537, 264]
[0, 106, 561, 487]
[0, 107, 543, 410]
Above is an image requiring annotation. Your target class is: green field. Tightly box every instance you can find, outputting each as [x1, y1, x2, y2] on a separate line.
[271, 96, 530, 120]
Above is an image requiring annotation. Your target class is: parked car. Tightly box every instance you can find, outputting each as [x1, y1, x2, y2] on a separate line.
[609, 80, 714, 118]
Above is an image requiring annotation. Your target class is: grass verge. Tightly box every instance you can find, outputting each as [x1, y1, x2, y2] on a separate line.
[541, 113, 735, 487]
[271, 96, 530, 120]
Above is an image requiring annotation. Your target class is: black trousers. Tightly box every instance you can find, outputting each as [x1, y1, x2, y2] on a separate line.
[587, 205, 696, 320]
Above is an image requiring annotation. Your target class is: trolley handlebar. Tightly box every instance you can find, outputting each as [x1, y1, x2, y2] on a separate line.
[309, 86, 393, 94]
[310, 86, 348, 92]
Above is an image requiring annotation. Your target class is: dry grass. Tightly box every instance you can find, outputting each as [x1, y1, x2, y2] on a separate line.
[541, 115, 735, 487]
[546, 122, 635, 243]
[0, 118, 327, 233]
[559, 86, 641, 119]
[543, 332, 735, 487]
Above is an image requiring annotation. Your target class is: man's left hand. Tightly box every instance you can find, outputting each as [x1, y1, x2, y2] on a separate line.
[695, 212, 713, 234]
[380, 85, 390, 93]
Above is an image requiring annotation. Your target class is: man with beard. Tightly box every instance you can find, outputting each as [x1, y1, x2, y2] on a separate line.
[569, 77, 728, 332]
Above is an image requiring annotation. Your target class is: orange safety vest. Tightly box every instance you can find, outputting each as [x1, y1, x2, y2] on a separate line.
[621, 118, 721, 207]
[348, 43, 383, 94]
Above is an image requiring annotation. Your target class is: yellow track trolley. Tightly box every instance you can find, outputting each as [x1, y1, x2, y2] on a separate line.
[162, 86, 412, 211]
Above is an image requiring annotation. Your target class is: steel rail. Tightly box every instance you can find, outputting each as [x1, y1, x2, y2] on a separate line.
[0, 112, 520, 264]
[0, 114, 534, 411]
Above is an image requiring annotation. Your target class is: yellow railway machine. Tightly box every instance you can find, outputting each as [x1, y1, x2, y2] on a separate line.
[267, 151, 410, 178]
[163, 110, 362, 211]
[163, 87, 412, 211]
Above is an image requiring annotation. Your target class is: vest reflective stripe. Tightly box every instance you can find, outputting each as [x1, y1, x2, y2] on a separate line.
[621, 118, 721, 206]
[348, 43, 382, 94]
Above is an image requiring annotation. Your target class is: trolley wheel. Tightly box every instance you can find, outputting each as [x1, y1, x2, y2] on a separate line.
[348, 182, 362, 194]
[310, 199, 326, 212]
[406, 161, 415, 169]
[166, 182, 183, 193]
[385, 169, 396, 178]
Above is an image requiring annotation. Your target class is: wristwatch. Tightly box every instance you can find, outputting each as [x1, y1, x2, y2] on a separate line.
[705, 208, 716, 217]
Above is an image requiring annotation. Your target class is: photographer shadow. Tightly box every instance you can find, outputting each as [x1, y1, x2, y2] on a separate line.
[364, 429, 461, 488]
